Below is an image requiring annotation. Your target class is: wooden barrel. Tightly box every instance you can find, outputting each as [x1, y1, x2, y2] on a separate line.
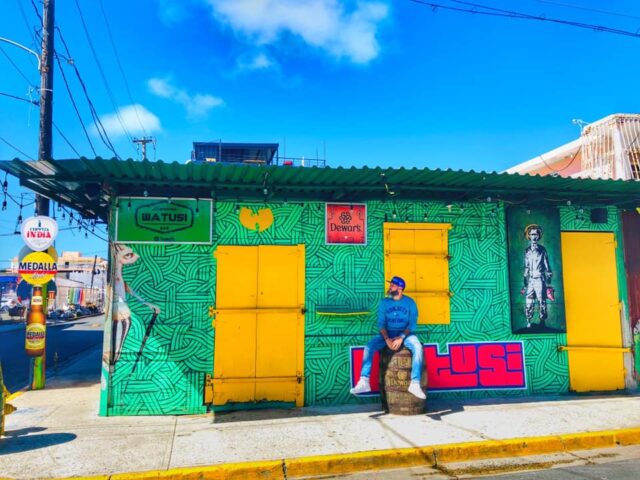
[379, 348, 427, 415]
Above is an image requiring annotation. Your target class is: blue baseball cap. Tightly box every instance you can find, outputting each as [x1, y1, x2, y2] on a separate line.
[387, 276, 406, 289]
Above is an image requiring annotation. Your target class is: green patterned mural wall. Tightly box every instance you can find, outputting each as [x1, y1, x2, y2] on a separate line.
[106, 244, 215, 415]
[103, 200, 628, 415]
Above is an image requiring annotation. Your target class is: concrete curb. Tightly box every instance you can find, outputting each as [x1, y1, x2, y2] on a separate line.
[5, 427, 639, 480]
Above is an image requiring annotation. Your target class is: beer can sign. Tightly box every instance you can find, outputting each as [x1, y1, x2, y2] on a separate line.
[25, 323, 46, 350]
[31, 295, 43, 306]
[18, 251, 58, 285]
[21, 216, 58, 251]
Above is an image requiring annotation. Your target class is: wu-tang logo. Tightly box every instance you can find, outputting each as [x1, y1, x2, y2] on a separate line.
[239, 207, 274, 232]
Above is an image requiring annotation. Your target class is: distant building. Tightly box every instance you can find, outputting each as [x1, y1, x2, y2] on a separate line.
[506, 113, 640, 180]
[10, 251, 107, 309]
[190, 141, 326, 167]
[0, 273, 18, 303]
[56, 251, 107, 308]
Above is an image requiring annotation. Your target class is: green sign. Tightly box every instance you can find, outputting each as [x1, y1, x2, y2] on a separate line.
[115, 197, 212, 244]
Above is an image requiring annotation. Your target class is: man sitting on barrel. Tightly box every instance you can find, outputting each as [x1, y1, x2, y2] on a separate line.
[350, 276, 426, 399]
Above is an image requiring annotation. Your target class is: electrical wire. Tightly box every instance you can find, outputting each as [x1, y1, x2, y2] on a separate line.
[30, 0, 43, 23]
[55, 27, 121, 159]
[53, 52, 97, 157]
[538, 145, 582, 174]
[16, 0, 41, 63]
[0, 135, 35, 160]
[410, 0, 640, 39]
[0, 91, 38, 105]
[535, 0, 640, 21]
[0, 45, 38, 87]
[73, 0, 137, 154]
[97, 0, 148, 137]
[52, 121, 81, 157]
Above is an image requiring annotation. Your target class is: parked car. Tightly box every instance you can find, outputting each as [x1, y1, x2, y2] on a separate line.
[7, 303, 26, 319]
[48, 309, 76, 321]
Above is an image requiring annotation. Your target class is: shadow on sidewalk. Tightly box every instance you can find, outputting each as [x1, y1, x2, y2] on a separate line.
[0, 427, 76, 455]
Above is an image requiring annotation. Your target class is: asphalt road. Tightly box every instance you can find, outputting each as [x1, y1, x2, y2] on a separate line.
[0, 314, 104, 392]
[329, 445, 640, 479]
[479, 458, 640, 479]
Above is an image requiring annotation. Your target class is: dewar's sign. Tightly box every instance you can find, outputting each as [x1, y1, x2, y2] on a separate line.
[325, 203, 367, 245]
[21, 216, 58, 251]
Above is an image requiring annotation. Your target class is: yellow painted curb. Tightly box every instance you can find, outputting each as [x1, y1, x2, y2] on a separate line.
[10, 427, 640, 480]
[108, 460, 283, 480]
[6, 391, 24, 402]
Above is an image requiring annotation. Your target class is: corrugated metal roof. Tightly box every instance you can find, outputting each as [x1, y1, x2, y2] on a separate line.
[1, 157, 639, 221]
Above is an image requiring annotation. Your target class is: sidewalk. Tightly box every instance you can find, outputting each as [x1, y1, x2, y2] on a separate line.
[1, 345, 640, 480]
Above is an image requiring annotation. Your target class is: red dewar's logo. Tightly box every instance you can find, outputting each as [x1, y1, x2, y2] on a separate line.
[326, 204, 367, 245]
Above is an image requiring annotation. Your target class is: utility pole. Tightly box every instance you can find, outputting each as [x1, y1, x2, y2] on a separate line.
[133, 137, 155, 161]
[31, 0, 55, 391]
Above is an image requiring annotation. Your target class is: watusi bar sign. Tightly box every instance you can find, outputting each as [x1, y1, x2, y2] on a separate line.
[325, 203, 367, 245]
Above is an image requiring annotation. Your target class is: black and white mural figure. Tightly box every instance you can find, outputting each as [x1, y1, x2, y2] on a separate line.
[110, 244, 160, 365]
[522, 224, 553, 328]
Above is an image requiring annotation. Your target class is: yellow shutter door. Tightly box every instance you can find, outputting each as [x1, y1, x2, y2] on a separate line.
[384, 223, 451, 324]
[212, 245, 305, 407]
[212, 246, 258, 405]
[255, 245, 305, 406]
[561, 232, 625, 392]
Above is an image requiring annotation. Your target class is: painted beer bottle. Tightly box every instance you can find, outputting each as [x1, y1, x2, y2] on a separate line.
[25, 286, 46, 357]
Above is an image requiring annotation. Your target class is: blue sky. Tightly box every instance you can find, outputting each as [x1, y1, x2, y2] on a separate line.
[1, 0, 639, 264]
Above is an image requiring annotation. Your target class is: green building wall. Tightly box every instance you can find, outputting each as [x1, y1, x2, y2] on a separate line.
[103, 201, 627, 415]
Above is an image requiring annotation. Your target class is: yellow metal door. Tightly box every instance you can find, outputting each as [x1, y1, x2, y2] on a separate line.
[384, 223, 452, 324]
[561, 232, 625, 392]
[212, 245, 305, 406]
[255, 246, 305, 405]
[213, 246, 258, 405]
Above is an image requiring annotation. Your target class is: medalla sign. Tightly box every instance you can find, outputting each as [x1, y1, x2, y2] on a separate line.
[115, 197, 212, 244]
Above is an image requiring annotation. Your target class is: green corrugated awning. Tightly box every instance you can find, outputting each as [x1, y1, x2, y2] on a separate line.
[1, 157, 639, 222]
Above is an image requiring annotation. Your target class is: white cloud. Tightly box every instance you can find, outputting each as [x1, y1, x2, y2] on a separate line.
[91, 104, 161, 139]
[237, 52, 276, 71]
[148, 77, 224, 120]
[207, 0, 389, 64]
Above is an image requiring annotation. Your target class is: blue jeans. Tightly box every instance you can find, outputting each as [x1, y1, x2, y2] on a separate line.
[360, 334, 424, 382]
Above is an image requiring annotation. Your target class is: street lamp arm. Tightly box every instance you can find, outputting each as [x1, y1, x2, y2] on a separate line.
[0, 37, 41, 72]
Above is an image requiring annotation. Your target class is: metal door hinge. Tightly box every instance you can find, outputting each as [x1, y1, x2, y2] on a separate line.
[204, 374, 214, 404]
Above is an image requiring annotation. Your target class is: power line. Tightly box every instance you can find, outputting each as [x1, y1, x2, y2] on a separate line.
[16, 0, 41, 58]
[0, 91, 38, 105]
[30, 0, 43, 23]
[52, 121, 81, 157]
[410, 0, 640, 39]
[97, 0, 148, 137]
[73, 0, 137, 154]
[0, 136, 35, 160]
[55, 27, 121, 159]
[53, 51, 97, 156]
[0, 44, 38, 87]
[535, 0, 640, 22]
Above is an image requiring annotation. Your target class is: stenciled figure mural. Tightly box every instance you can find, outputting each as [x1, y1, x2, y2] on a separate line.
[110, 244, 160, 365]
[507, 207, 566, 334]
[522, 224, 553, 328]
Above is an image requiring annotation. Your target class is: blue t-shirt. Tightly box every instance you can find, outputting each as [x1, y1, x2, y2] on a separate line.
[377, 295, 418, 337]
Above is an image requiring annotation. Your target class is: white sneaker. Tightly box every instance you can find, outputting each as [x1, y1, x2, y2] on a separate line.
[350, 377, 371, 395]
[408, 381, 426, 399]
